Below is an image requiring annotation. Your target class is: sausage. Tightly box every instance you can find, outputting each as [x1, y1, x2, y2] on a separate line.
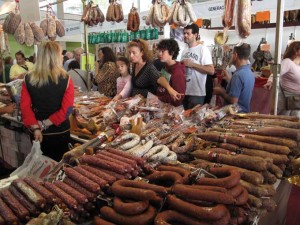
[195, 167, 241, 189]
[9, 186, 39, 216]
[223, 0, 236, 28]
[155, 210, 215, 225]
[269, 164, 283, 179]
[177, 5, 190, 27]
[24, 177, 56, 204]
[130, 140, 154, 158]
[63, 177, 96, 202]
[100, 151, 138, 169]
[185, 1, 197, 23]
[190, 185, 228, 193]
[132, 11, 140, 32]
[112, 133, 140, 150]
[98, 168, 130, 180]
[106, 3, 114, 22]
[94, 216, 116, 225]
[172, 184, 236, 205]
[79, 165, 117, 184]
[80, 154, 128, 174]
[113, 197, 149, 216]
[73, 166, 108, 188]
[167, 195, 229, 221]
[0, 189, 29, 221]
[227, 184, 244, 198]
[261, 197, 277, 212]
[156, 165, 190, 184]
[145, 171, 184, 186]
[191, 150, 269, 172]
[63, 167, 100, 193]
[237, 0, 251, 38]
[44, 181, 78, 209]
[160, 131, 181, 145]
[127, 11, 134, 31]
[229, 207, 247, 225]
[106, 148, 146, 167]
[100, 205, 156, 225]
[261, 170, 277, 185]
[12, 179, 46, 208]
[0, 198, 18, 225]
[240, 180, 276, 197]
[248, 194, 263, 208]
[161, 151, 177, 163]
[172, 2, 180, 26]
[95, 152, 133, 172]
[235, 187, 249, 205]
[53, 181, 88, 205]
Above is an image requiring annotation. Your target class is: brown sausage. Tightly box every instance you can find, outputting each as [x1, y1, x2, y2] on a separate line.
[94, 216, 116, 225]
[53, 180, 88, 205]
[0, 189, 29, 221]
[113, 197, 149, 216]
[44, 181, 78, 209]
[237, 0, 251, 38]
[235, 187, 249, 205]
[229, 207, 247, 225]
[240, 180, 276, 197]
[145, 171, 184, 186]
[100, 151, 138, 169]
[167, 195, 229, 221]
[190, 185, 228, 193]
[12, 179, 46, 208]
[24, 177, 56, 204]
[223, 0, 236, 28]
[100, 205, 156, 225]
[172, 137, 195, 154]
[63, 167, 100, 193]
[63, 177, 96, 202]
[80, 154, 128, 174]
[248, 194, 263, 208]
[73, 166, 108, 187]
[0, 198, 18, 225]
[172, 184, 236, 205]
[97, 168, 129, 180]
[227, 184, 244, 198]
[196, 167, 241, 189]
[261, 198, 277, 212]
[111, 184, 159, 201]
[9, 185, 39, 216]
[261, 170, 277, 184]
[106, 148, 146, 167]
[95, 153, 134, 172]
[79, 165, 117, 184]
[127, 11, 134, 31]
[156, 165, 190, 184]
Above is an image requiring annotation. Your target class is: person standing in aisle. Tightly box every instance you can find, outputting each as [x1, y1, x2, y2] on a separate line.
[213, 43, 255, 113]
[156, 39, 186, 106]
[20, 41, 74, 162]
[63, 47, 84, 71]
[94, 47, 119, 97]
[113, 57, 132, 101]
[10, 51, 34, 81]
[68, 60, 89, 92]
[128, 39, 181, 100]
[181, 23, 215, 109]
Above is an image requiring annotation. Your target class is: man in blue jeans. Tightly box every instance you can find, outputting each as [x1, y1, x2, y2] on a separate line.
[214, 43, 255, 113]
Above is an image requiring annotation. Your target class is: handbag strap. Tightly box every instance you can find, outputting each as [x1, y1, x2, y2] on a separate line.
[73, 69, 88, 89]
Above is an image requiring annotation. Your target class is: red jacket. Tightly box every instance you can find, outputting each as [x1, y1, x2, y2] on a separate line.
[157, 62, 186, 106]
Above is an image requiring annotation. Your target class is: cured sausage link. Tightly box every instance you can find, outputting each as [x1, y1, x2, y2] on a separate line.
[167, 195, 229, 221]
[0, 198, 18, 225]
[63, 177, 96, 202]
[94, 153, 133, 172]
[156, 165, 190, 184]
[100, 205, 156, 225]
[94, 216, 116, 225]
[106, 148, 146, 167]
[100, 151, 138, 169]
[73, 166, 108, 187]
[79, 165, 117, 184]
[113, 197, 149, 216]
[145, 171, 184, 185]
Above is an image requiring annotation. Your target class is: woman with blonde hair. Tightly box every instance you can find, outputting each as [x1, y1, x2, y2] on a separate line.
[21, 41, 74, 161]
[128, 39, 182, 100]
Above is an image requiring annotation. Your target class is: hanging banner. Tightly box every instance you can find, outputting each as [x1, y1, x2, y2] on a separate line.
[64, 22, 83, 36]
[19, 0, 40, 22]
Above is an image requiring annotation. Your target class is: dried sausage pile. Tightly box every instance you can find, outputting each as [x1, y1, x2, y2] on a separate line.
[127, 6, 140, 32]
[106, 0, 124, 23]
[81, 1, 105, 26]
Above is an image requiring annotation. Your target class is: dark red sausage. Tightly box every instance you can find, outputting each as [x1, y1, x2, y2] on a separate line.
[156, 165, 190, 184]
[0, 197, 18, 225]
[80, 165, 116, 184]
[24, 177, 56, 204]
[235, 187, 249, 205]
[145, 171, 184, 186]
[63, 177, 96, 202]
[94, 216, 116, 225]
[64, 167, 100, 193]
[73, 166, 108, 187]
[0, 189, 30, 221]
[113, 197, 149, 216]
[95, 153, 134, 171]
[97, 168, 130, 180]
[100, 151, 138, 169]
[106, 148, 146, 167]
[228, 184, 244, 198]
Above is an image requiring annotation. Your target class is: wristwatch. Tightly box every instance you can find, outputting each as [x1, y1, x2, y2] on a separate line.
[41, 120, 48, 130]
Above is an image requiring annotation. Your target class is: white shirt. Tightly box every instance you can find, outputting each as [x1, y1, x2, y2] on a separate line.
[181, 44, 213, 96]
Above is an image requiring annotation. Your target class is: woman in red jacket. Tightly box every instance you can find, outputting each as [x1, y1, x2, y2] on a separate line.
[21, 41, 74, 161]
[156, 39, 186, 106]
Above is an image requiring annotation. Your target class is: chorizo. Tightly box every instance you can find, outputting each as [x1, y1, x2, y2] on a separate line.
[127, 11, 134, 31]
[248, 194, 263, 208]
[223, 0, 236, 28]
[235, 187, 249, 205]
[53, 180, 88, 205]
[63, 167, 100, 193]
[227, 184, 244, 198]
[9, 186, 39, 216]
[0, 189, 30, 221]
[100, 205, 156, 225]
[44, 181, 78, 209]
[94, 216, 116, 225]
[106, 3, 114, 22]
[196, 167, 241, 189]
[156, 165, 190, 184]
[79, 165, 117, 184]
[106, 148, 146, 167]
[261, 197, 277, 212]
[145, 171, 184, 186]
[113, 197, 149, 216]
[172, 184, 236, 205]
[229, 207, 247, 225]
[132, 11, 140, 32]
[173, 137, 195, 154]
[12, 179, 46, 208]
[240, 180, 276, 197]
[190, 185, 228, 193]
[63, 177, 96, 202]
[0, 198, 18, 225]
[24, 177, 56, 204]
[237, 0, 251, 38]
[100, 151, 138, 169]
[73, 166, 108, 187]
[167, 195, 229, 221]
[98, 168, 129, 180]
[80, 154, 127, 174]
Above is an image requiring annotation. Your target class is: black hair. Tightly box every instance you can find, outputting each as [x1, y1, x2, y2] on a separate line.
[100, 47, 116, 64]
[157, 39, 180, 60]
[234, 43, 251, 60]
[184, 23, 199, 39]
[62, 49, 67, 55]
[116, 56, 130, 74]
[15, 51, 25, 59]
[68, 60, 80, 70]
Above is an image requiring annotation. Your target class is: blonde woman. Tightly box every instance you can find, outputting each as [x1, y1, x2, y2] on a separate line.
[20, 41, 74, 162]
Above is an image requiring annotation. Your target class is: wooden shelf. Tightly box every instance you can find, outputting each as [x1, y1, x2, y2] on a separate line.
[207, 21, 300, 30]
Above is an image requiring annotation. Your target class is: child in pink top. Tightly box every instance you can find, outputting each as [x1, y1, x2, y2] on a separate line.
[113, 57, 132, 101]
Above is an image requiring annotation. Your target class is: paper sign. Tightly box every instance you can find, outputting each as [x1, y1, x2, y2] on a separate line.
[19, 0, 40, 22]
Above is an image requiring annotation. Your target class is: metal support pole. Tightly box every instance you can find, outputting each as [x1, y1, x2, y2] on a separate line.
[82, 0, 91, 92]
[271, 0, 284, 115]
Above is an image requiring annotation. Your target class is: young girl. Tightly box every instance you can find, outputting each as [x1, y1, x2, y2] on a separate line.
[113, 57, 132, 101]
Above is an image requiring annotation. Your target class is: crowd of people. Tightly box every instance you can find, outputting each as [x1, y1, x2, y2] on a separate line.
[0, 22, 298, 162]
